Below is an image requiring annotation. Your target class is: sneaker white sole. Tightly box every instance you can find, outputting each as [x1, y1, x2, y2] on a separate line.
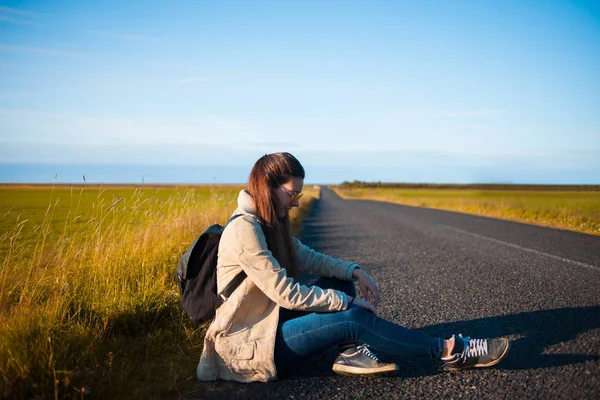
[332, 363, 399, 377]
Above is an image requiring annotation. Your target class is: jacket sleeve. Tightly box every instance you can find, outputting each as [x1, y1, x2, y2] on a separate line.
[293, 238, 359, 281]
[231, 217, 348, 311]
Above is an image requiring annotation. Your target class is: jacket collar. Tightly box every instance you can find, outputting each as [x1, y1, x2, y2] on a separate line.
[237, 189, 257, 216]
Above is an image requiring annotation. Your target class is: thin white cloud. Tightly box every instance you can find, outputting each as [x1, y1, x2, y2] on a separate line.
[0, 141, 259, 165]
[236, 141, 302, 151]
[0, 92, 32, 98]
[3, 141, 597, 177]
[0, 108, 63, 118]
[0, 15, 36, 24]
[0, 43, 100, 57]
[86, 29, 161, 43]
[0, 5, 41, 25]
[176, 76, 210, 85]
[0, 6, 39, 17]
[301, 115, 333, 122]
[204, 115, 264, 142]
[0, 108, 267, 146]
[146, 61, 192, 71]
[438, 108, 508, 118]
[444, 122, 531, 136]
[2, 107, 590, 164]
[580, 132, 600, 141]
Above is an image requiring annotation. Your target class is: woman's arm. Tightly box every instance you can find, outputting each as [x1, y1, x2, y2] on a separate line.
[295, 238, 382, 306]
[293, 238, 358, 281]
[229, 218, 348, 311]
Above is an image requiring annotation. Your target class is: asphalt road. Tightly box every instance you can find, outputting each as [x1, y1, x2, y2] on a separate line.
[182, 187, 600, 399]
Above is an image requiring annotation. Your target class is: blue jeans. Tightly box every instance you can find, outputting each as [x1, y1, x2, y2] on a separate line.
[274, 277, 444, 373]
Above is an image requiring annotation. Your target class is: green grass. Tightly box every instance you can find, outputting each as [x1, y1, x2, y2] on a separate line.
[0, 184, 319, 399]
[0, 185, 238, 249]
[332, 186, 600, 236]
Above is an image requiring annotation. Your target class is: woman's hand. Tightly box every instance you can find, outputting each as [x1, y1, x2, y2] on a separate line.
[348, 296, 377, 315]
[352, 268, 381, 307]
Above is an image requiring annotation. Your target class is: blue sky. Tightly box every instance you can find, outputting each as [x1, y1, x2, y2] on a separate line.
[1, 0, 599, 184]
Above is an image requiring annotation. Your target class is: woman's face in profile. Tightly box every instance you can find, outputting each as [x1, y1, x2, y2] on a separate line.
[275, 177, 304, 218]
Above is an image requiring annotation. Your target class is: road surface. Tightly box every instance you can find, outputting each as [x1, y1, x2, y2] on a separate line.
[181, 187, 600, 399]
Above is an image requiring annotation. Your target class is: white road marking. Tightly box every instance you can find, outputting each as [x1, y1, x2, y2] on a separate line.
[441, 224, 600, 273]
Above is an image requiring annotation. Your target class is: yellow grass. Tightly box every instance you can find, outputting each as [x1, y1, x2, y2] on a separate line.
[0, 185, 319, 399]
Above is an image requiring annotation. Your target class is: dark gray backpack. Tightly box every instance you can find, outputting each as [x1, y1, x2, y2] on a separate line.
[176, 215, 246, 325]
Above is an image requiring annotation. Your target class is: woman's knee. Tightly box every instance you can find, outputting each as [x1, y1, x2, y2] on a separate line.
[343, 305, 373, 323]
[335, 306, 376, 339]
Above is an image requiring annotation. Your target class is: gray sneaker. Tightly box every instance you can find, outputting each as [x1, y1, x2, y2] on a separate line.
[332, 345, 399, 377]
[442, 334, 510, 370]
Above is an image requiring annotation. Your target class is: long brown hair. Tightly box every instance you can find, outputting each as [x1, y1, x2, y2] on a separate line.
[248, 152, 305, 278]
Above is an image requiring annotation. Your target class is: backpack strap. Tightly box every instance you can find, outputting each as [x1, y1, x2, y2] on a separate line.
[218, 270, 247, 302]
[223, 213, 243, 228]
[217, 213, 247, 302]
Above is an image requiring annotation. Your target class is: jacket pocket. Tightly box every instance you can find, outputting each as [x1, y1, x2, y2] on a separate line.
[215, 334, 255, 360]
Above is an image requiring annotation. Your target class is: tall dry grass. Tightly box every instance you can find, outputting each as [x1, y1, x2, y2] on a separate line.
[0, 184, 319, 399]
[0, 185, 231, 398]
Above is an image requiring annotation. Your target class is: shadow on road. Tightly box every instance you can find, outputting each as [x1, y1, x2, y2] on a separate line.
[261, 305, 600, 384]
[281, 305, 600, 380]
[178, 307, 600, 398]
[418, 305, 600, 371]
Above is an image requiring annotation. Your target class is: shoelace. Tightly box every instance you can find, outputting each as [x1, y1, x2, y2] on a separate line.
[464, 338, 489, 357]
[357, 345, 381, 362]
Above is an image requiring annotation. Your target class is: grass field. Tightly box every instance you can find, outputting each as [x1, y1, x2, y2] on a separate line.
[0, 184, 319, 399]
[332, 185, 600, 236]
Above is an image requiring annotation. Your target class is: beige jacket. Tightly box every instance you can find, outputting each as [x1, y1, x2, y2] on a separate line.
[196, 190, 358, 382]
